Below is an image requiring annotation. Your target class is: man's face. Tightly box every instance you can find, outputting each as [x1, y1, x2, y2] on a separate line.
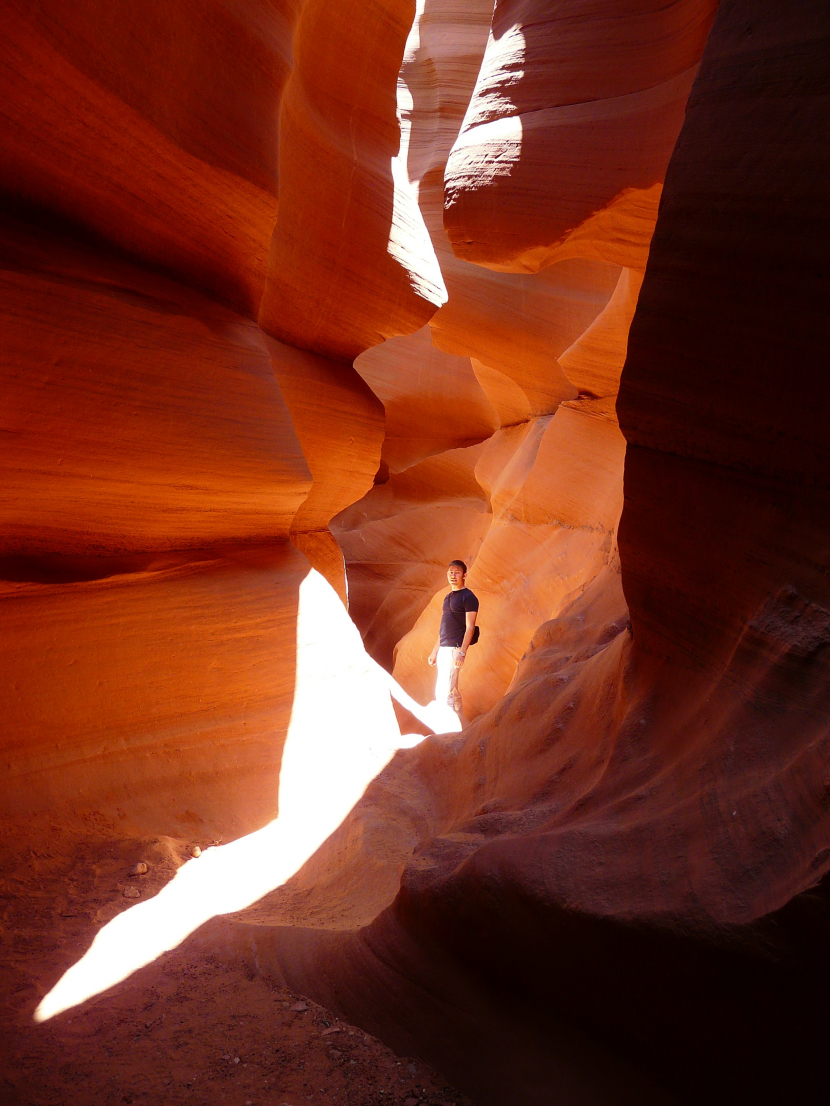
[447, 564, 465, 588]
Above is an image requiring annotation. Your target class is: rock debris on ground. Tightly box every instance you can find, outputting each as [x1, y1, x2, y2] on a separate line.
[0, 829, 471, 1106]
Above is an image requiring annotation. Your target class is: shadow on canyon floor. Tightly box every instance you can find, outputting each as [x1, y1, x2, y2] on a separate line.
[0, 825, 470, 1106]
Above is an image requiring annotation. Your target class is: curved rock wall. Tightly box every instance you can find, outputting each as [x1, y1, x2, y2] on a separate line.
[0, 207, 311, 838]
[232, 4, 830, 1103]
[338, 0, 704, 723]
[5, 2, 830, 1105]
[332, 442, 493, 670]
[0, 0, 440, 833]
[444, 0, 718, 273]
[258, 0, 446, 361]
[0, 0, 296, 314]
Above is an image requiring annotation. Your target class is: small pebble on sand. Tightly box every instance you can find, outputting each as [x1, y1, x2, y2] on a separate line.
[122, 887, 141, 898]
[291, 1001, 308, 1012]
[130, 861, 148, 876]
[190, 845, 202, 858]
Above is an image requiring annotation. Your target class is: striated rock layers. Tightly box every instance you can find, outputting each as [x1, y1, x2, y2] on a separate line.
[4, 2, 830, 1106]
[0, 0, 439, 837]
[337, 0, 711, 723]
[444, 0, 718, 273]
[229, 4, 830, 1105]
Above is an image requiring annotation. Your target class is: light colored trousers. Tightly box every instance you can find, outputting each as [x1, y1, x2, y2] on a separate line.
[436, 645, 463, 713]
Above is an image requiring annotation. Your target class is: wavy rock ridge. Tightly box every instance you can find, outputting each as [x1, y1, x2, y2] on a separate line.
[0, 0, 436, 836]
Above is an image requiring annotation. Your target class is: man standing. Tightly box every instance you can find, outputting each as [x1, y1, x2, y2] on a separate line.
[428, 560, 479, 728]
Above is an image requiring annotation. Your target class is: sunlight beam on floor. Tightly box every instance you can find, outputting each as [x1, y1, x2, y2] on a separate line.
[35, 569, 437, 1023]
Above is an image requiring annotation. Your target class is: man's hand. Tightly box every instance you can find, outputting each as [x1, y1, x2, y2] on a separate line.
[428, 650, 438, 667]
[454, 650, 466, 669]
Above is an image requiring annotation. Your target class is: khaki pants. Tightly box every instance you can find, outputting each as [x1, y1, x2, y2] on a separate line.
[436, 645, 464, 714]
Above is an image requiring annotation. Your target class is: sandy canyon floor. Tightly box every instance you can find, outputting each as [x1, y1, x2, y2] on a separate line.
[0, 825, 469, 1106]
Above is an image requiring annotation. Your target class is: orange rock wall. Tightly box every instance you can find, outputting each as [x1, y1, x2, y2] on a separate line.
[393, 406, 627, 718]
[259, 0, 446, 361]
[268, 337, 385, 602]
[6, 2, 830, 1105]
[354, 325, 498, 474]
[0, 218, 310, 557]
[1, 546, 306, 839]
[444, 0, 718, 273]
[231, 5, 830, 1104]
[338, 0, 710, 723]
[0, 0, 442, 833]
[0, 0, 296, 314]
[332, 443, 492, 669]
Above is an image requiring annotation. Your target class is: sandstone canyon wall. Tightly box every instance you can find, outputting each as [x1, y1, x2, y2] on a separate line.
[232, 5, 830, 1104]
[0, 0, 440, 837]
[3, 3, 830, 1106]
[338, 0, 716, 724]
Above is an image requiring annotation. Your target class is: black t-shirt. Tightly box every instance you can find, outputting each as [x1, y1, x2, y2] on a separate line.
[439, 587, 479, 647]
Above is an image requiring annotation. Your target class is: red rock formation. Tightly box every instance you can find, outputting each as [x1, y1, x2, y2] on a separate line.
[332, 443, 492, 669]
[332, 0, 725, 736]
[444, 0, 718, 273]
[368, 0, 694, 719]
[5, 3, 830, 1106]
[224, 5, 830, 1105]
[335, 0, 630, 706]
[0, 209, 312, 838]
[1, 543, 307, 840]
[0, 216, 310, 556]
[407, 0, 830, 925]
[393, 406, 626, 718]
[0, 0, 427, 836]
[354, 325, 498, 474]
[268, 337, 385, 602]
[258, 0, 447, 361]
[0, 0, 295, 314]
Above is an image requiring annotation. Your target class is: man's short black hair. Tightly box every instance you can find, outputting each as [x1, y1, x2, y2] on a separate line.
[448, 559, 467, 573]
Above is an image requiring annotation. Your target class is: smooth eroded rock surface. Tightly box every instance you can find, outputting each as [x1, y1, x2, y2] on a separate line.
[0, 214, 310, 555]
[1, 544, 305, 839]
[444, 0, 718, 272]
[259, 0, 446, 361]
[0, 0, 295, 313]
[4, 3, 830, 1106]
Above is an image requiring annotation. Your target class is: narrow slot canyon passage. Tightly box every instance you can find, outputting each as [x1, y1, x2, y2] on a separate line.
[2, 3, 830, 1105]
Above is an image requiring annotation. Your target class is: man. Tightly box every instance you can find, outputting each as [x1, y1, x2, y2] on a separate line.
[428, 559, 479, 728]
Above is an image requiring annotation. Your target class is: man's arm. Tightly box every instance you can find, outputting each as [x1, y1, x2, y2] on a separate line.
[428, 636, 440, 666]
[455, 611, 477, 668]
